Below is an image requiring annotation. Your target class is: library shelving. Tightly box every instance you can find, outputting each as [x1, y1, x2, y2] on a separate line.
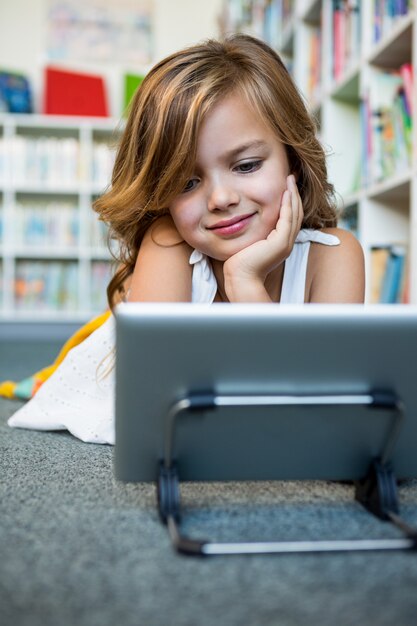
[222, 0, 416, 304]
[0, 113, 121, 321]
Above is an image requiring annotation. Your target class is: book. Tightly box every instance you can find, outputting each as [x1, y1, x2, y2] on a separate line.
[123, 73, 145, 115]
[372, 0, 413, 44]
[9, 135, 80, 186]
[90, 261, 113, 311]
[92, 142, 116, 187]
[0, 70, 32, 113]
[331, 0, 361, 82]
[365, 67, 412, 183]
[370, 245, 408, 304]
[392, 89, 411, 169]
[379, 245, 407, 304]
[307, 27, 322, 104]
[333, 0, 344, 82]
[14, 261, 78, 312]
[399, 63, 413, 115]
[44, 66, 109, 117]
[370, 246, 391, 303]
[400, 257, 410, 304]
[15, 201, 79, 248]
[339, 204, 358, 235]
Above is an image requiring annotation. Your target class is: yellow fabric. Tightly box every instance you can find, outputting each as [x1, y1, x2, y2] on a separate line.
[0, 310, 111, 400]
[34, 310, 111, 380]
[0, 380, 16, 399]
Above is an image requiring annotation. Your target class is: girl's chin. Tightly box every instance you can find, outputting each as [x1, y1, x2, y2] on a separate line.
[223, 236, 266, 257]
[209, 247, 253, 263]
[202, 231, 271, 261]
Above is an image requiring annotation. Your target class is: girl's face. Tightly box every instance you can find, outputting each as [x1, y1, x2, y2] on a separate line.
[168, 93, 290, 261]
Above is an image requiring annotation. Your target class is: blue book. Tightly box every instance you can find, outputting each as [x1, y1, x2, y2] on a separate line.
[379, 247, 406, 303]
[0, 71, 32, 113]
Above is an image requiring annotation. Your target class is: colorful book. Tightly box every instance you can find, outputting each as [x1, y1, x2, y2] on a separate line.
[399, 63, 413, 115]
[372, 0, 413, 44]
[400, 257, 410, 304]
[331, 0, 361, 82]
[14, 261, 78, 312]
[364, 67, 412, 183]
[379, 246, 407, 303]
[370, 246, 391, 303]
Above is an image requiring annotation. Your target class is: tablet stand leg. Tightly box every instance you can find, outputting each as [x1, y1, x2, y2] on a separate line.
[355, 459, 417, 542]
[157, 390, 417, 556]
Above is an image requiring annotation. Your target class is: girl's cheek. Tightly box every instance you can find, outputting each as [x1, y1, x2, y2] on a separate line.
[176, 205, 199, 230]
[169, 201, 201, 239]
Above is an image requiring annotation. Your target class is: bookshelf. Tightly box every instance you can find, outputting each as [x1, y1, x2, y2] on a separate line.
[0, 114, 120, 321]
[221, 0, 416, 304]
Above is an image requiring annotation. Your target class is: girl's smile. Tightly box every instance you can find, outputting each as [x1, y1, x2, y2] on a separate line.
[206, 211, 257, 236]
[168, 93, 290, 262]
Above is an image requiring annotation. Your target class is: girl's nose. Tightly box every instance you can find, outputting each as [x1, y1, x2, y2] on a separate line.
[207, 179, 239, 212]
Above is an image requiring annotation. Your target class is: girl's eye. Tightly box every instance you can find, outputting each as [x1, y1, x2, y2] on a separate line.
[183, 178, 199, 193]
[235, 160, 262, 173]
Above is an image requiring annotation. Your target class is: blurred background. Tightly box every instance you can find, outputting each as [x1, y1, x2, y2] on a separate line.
[0, 0, 414, 332]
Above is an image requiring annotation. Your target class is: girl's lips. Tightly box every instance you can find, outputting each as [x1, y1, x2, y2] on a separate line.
[208, 213, 256, 236]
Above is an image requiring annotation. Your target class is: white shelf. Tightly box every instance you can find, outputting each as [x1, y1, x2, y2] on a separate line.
[0, 310, 97, 323]
[341, 189, 363, 209]
[280, 16, 295, 55]
[11, 183, 110, 196]
[328, 62, 360, 102]
[298, 0, 321, 23]
[0, 113, 121, 320]
[90, 247, 116, 260]
[366, 11, 414, 67]
[12, 247, 81, 259]
[5, 113, 119, 130]
[13, 184, 82, 195]
[366, 169, 413, 202]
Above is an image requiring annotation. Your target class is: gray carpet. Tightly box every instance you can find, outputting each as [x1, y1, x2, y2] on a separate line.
[2, 330, 417, 626]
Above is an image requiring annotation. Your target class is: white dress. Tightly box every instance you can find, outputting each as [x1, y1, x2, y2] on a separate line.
[8, 229, 339, 444]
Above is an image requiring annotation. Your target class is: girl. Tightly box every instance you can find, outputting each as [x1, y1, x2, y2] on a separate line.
[8, 34, 365, 443]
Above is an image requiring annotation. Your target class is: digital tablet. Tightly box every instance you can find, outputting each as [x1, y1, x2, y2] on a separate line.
[114, 303, 417, 482]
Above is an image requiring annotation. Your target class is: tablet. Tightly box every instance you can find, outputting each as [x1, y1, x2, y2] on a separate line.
[114, 303, 417, 482]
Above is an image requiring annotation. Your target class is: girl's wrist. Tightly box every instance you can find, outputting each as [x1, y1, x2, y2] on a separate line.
[223, 274, 272, 303]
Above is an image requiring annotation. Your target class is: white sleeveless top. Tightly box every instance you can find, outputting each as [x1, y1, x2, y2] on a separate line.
[8, 229, 339, 444]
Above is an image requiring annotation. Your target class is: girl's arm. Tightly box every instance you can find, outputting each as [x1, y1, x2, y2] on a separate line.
[223, 174, 303, 302]
[127, 216, 193, 302]
[306, 228, 365, 303]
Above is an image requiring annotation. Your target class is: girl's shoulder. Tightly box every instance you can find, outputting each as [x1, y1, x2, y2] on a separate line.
[306, 227, 365, 303]
[129, 216, 194, 302]
[309, 226, 363, 256]
[144, 214, 190, 247]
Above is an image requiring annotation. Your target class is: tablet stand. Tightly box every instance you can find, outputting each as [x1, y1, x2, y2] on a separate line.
[157, 389, 417, 556]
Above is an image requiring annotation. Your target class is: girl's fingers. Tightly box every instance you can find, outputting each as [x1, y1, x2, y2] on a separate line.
[290, 190, 298, 242]
[277, 190, 293, 240]
[267, 190, 293, 261]
[227, 179, 303, 281]
[288, 175, 303, 242]
[289, 177, 300, 239]
[269, 178, 304, 260]
[295, 185, 304, 231]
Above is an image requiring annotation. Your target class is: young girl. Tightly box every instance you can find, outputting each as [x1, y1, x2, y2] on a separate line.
[8, 34, 365, 444]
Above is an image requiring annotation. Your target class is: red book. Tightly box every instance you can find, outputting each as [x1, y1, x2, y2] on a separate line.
[333, 5, 344, 81]
[43, 66, 109, 117]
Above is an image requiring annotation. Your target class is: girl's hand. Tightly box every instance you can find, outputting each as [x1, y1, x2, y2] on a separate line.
[223, 174, 303, 300]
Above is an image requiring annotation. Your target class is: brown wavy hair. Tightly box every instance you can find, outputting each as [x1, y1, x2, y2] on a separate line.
[94, 33, 338, 308]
